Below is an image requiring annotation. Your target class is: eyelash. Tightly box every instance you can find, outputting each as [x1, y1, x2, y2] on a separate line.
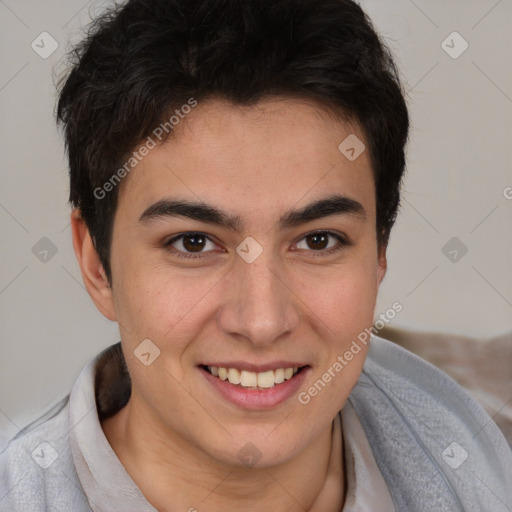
[163, 231, 350, 259]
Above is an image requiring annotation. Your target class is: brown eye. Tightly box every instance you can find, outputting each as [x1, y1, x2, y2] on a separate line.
[181, 234, 207, 252]
[305, 233, 330, 250]
[165, 232, 218, 258]
[294, 231, 349, 255]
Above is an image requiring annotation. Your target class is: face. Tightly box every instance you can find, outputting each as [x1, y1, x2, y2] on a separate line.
[89, 97, 386, 467]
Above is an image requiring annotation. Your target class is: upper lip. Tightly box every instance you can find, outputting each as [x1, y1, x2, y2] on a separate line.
[200, 361, 309, 372]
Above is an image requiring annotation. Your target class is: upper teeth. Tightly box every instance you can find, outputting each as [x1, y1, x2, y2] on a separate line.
[208, 366, 299, 388]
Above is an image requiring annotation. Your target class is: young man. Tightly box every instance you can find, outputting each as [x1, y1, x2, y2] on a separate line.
[1, 0, 511, 510]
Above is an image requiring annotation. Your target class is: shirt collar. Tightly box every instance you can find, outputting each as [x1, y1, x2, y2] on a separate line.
[68, 343, 157, 512]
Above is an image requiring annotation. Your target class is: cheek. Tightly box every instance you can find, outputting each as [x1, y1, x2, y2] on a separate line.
[302, 259, 379, 333]
[110, 235, 172, 327]
[302, 270, 376, 409]
[112, 261, 221, 355]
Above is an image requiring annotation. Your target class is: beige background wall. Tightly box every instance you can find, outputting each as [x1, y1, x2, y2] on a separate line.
[1, 0, 511, 446]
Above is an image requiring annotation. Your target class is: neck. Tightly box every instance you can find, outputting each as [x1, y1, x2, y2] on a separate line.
[101, 395, 345, 512]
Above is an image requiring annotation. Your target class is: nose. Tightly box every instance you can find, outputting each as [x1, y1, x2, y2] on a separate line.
[216, 249, 300, 347]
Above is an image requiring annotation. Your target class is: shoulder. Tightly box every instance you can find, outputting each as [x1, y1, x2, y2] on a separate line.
[0, 397, 91, 512]
[350, 335, 512, 510]
[362, 334, 508, 437]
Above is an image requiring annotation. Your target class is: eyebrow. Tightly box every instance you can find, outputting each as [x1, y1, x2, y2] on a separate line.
[138, 194, 366, 231]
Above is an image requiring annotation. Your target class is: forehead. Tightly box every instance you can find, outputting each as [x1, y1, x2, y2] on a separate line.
[116, 97, 376, 224]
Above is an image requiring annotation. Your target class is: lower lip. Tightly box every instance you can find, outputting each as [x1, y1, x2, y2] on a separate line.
[200, 366, 311, 410]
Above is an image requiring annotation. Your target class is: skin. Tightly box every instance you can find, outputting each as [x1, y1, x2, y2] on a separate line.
[71, 97, 387, 512]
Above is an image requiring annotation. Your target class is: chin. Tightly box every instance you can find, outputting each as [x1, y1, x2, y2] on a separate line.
[208, 430, 305, 469]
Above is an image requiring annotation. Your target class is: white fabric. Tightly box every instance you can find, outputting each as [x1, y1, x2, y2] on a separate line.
[342, 400, 395, 511]
[68, 356, 156, 511]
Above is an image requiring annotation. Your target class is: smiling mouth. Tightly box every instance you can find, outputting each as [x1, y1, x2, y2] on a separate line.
[200, 365, 309, 390]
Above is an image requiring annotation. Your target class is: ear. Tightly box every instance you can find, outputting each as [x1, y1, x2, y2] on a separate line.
[376, 243, 387, 287]
[70, 210, 117, 321]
